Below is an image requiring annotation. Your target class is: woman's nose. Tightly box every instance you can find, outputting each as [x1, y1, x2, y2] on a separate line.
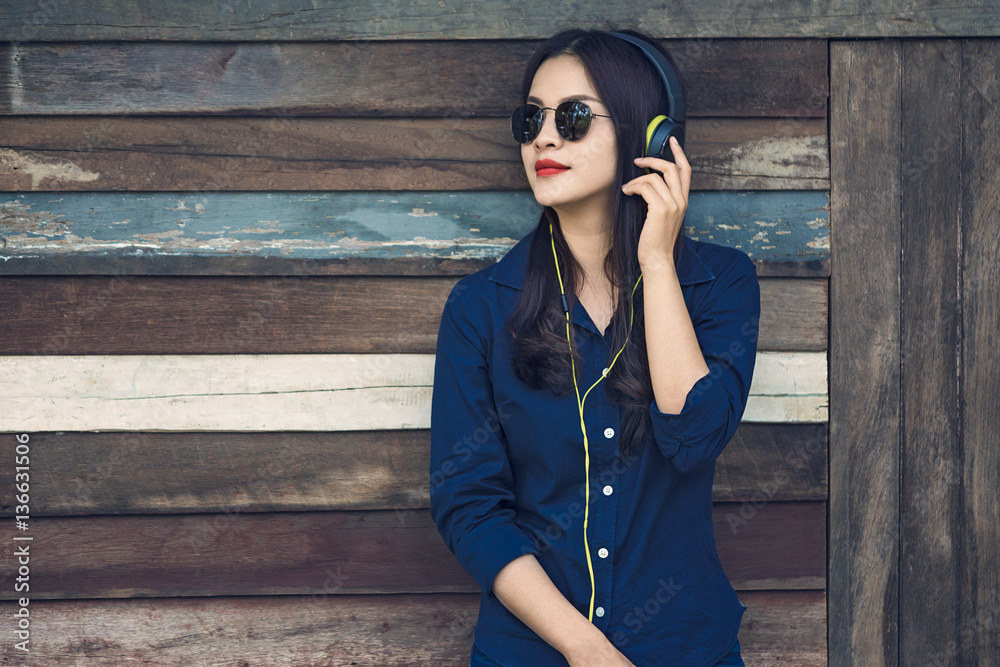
[532, 109, 563, 149]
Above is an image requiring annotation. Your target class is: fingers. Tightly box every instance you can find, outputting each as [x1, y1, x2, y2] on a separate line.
[633, 137, 691, 205]
[621, 173, 678, 214]
[625, 166, 682, 210]
[622, 174, 679, 208]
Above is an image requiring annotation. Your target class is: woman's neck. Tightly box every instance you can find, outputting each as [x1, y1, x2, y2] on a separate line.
[553, 205, 612, 289]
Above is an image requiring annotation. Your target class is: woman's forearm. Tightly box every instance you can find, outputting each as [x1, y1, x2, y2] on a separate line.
[491, 553, 606, 660]
[642, 260, 710, 414]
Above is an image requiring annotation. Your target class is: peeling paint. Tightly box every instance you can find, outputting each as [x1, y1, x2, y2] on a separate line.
[0, 200, 71, 235]
[725, 135, 827, 179]
[408, 208, 438, 217]
[1, 191, 828, 265]
[0, 148, 101, 189]
[236, 227, 286, 234]
[807, 235, 830, 250]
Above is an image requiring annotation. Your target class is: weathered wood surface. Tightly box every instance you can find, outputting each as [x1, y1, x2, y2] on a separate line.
[0, 590, 827, 666]
[829, 40, 901, 667]
[899, 40, 964, 667]
[0, 276, 828, 354]
[0, 191, 831, 272]
[0, 424, 826, 516]
[957, 38, 1000, 666]
[0, 351, 828, 432]
[0, 502, 825, 599]
[0, 0, 996, 39]
[0, 117, 829, 191]
[0, 40, 826, 117]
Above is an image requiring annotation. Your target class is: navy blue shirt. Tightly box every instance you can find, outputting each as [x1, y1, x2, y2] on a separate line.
[429, 228, 759, 666]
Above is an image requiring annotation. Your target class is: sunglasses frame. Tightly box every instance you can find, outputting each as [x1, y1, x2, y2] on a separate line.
[510, 100, 613, 144]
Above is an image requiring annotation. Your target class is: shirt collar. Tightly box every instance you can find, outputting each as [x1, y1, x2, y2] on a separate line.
[488, 228, 716, 290]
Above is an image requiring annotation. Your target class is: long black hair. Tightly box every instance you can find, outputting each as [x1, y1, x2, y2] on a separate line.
[506, 27, 688, 458]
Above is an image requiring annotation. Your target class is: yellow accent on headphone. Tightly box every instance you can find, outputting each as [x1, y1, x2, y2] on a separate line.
[549, 220, 643, 623]
[645, 115, 669, 157]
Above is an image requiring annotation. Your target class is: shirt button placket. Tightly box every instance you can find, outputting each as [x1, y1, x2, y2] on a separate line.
[591, 343, 617, 631]
[592, 398, 618, 630]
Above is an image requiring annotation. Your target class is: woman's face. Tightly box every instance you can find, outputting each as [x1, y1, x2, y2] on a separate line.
[521, 54, 618, 216]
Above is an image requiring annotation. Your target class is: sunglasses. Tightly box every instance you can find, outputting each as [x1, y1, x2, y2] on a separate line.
[510, 100, 613, 143]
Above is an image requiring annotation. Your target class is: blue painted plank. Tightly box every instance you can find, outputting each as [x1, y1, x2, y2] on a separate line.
[1, 191, 828, 273]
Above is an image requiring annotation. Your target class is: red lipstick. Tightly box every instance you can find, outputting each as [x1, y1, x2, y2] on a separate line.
[535, 159, 569, 177]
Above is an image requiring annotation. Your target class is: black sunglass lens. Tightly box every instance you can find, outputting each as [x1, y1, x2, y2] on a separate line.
[557, 101, 593, 141]
[511, 104, 542, 143]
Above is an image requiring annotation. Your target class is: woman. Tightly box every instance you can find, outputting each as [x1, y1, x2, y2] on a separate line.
[429, 27, 758, 667]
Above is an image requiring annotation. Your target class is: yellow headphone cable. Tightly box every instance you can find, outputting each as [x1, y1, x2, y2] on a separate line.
[548, 220, 643, 623]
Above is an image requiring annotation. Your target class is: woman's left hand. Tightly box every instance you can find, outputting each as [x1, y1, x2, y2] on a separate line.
[621, 135, 691, 271]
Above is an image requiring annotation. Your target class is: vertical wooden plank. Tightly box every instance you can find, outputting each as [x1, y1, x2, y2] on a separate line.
[899, 39, 963, 666]
[960, 38, 1000, 667]
[829, 40, 900, 667]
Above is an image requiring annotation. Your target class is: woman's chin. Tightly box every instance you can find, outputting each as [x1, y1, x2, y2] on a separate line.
[529, 187, 571, 210]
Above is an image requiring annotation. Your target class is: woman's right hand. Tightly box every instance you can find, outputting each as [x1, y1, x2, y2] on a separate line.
[564, 636, 638, 667]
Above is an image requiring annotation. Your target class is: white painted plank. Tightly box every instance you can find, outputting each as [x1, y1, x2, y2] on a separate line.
[0, 352, 826, 431]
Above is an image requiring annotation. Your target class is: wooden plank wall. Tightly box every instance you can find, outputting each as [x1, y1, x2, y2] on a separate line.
[0, 6, 841, 665]
[830, 39, 1000, 667]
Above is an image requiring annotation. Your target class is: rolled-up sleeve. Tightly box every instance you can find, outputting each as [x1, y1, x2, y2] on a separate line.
[429, 280, 539, 597]
[649, 252, 761, 475]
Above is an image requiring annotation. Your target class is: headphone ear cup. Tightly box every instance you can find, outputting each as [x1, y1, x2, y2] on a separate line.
[645, 117, 685, 163]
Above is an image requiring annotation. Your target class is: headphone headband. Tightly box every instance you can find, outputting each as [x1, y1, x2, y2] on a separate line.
[607, 31, 686, 124]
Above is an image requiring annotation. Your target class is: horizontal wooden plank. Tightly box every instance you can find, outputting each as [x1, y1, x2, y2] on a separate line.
[0, 590, 826, 665]
[0, 117, 829, 191]
[0, 424, 826, 516]
[0, 191, 831, 274]
[0, 0, 995, 38]
[0, 502, 824, 599]
[0, 352, 828, 431]
[0, 40, 826, 117]
[0, 253, 829, 278]
[0, 276, 827, 354]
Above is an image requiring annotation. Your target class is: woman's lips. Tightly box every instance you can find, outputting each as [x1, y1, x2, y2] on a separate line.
[535, 159, 570, 177]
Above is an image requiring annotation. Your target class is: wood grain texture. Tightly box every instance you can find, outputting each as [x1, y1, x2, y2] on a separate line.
[829, 40, 901, 667]
[0, 351, 828, 432]
[0, 0, 995, 39]
[0, 424, 827, 516]
[0, 590, 826, 666]
[959, 38, 1000, 666]
[0, 40, 826, 116]
[0, 276, 827, 354]
[0, 253, 830, 278]
[899, 39, 964, 667]
[0, 117, 829, 191]
[0, 502, 825, 599]
[0, 191, 831, 272]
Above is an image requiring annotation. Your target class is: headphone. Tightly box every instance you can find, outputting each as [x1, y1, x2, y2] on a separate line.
[609, 31, 686, 163]
[546, 31, 684, 624]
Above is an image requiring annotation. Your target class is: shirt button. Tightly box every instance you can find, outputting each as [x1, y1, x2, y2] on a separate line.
[596, 606, 605, 617]
[603, 485, 613, 496]
[598, 547, 609, 558]
[604, 427, 614, 438]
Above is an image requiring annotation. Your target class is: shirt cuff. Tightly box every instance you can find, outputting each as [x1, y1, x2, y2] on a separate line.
[649, 371, 730, 459]
[455, 520, 539, 598]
